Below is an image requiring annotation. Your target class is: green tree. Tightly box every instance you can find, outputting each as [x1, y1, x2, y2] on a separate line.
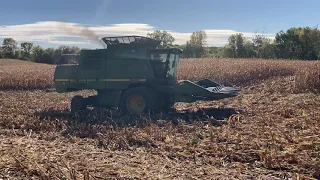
[260, 40, 276, 59]
[227, 35, 236, 58]
[244, 40, 255, 58]
[252, 34, 276, 59]
[20, 42, 33, 60]
[180, 42, 193, 58]
[2, 38, 18, 58]
[42, 48, 55, 64]
[190, 31, 207, 46]
[31, 45, 45, 63]
[274, 27, 320, 60]
[298, 27, 320, 60]
[0, 46, 2, 58]
[207, 46, 225, 58]
[235, 34, 246, 58]
[227, 33, 246, 58]
[147, 30, 175, 48]
[220, 44, 235, 58]
[184, 30, 208, 58]
[15, 49, 23, 60]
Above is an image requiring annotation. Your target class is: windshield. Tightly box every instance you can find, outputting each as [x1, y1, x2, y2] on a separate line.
[150, 53, 168, 77]
[166, 53, 179, 78]
[150, 52, 179, 79]
[151, 53, 167, 62]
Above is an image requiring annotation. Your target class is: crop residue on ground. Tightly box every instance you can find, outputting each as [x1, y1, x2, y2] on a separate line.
[0, 58, 319, 179]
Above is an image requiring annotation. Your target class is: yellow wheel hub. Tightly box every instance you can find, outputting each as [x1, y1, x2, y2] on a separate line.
[126, 94, 146, 114]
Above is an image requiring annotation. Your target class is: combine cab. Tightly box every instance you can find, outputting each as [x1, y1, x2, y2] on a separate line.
[53, 36, 239, 115]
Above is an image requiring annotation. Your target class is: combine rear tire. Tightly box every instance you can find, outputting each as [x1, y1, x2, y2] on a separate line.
[119, 87, 156, 114]
[70, 95, 86, 116]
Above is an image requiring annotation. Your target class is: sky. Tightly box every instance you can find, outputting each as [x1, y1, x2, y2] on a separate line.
[0, 0, 319, 49]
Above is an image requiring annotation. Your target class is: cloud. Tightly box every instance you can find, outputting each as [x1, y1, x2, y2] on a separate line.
[0, 21, 274, 47]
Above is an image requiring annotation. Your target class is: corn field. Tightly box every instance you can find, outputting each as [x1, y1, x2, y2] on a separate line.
[1, 58, 319, 93]
[0, 58, 319, 179]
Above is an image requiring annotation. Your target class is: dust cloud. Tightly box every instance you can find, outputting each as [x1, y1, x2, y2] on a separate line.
[56, 22, 105, 47]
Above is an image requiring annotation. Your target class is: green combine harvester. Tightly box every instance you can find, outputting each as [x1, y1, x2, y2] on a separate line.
[53, 36, 239, 115]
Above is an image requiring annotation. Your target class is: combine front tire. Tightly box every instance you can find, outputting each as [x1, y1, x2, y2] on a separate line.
[70, 95, 86, 116]
[119, 87, 156, 114]
[160, 95, 175, 111]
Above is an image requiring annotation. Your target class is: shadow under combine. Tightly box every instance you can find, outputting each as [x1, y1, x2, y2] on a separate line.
[168, 107, 240, 121]
[34, 107, 243, 139]
[35, 106, 242, 127]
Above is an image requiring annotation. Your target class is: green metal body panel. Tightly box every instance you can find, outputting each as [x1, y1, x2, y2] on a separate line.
[54, 48, 155, 92]
[95, 90, 123, 107]
[174, 79, 239, 103]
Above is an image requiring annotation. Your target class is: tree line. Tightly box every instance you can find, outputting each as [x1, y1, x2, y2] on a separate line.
[1, 26, 320, 64]
[0, 38, 81, 64]
[148, 26, 320, 60]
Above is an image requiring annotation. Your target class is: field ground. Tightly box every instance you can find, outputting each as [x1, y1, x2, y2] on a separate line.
[0, 59, 319, 179]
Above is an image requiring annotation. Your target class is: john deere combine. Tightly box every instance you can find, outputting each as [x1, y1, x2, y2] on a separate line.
[53, 36, 239, 115]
